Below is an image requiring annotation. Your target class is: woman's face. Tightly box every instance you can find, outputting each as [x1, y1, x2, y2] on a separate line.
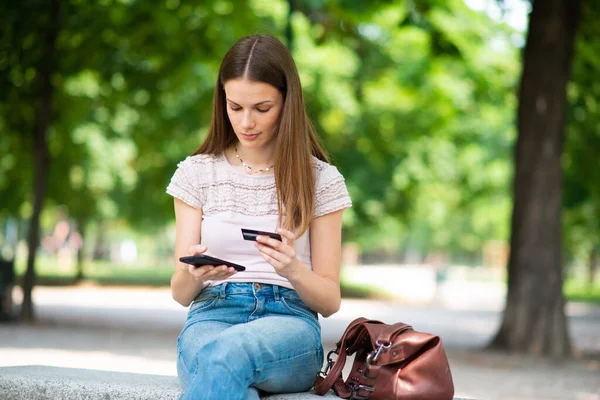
[223, 78, 283, 151]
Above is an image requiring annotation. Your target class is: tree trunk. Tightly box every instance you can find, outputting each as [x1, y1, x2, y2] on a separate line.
[589, 247, 597, 286]
[20, 0, 60, 322]
[75, 219, 86, 282]
[93, 220, 108, 260]
[489, 0, 582, 358]
[0, 259, 15, 321]
[0, 219, 17, 321]
[286, 0, 295, 50]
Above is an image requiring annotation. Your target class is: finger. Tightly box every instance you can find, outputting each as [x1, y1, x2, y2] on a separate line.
[188, 244, 207, 255]
[258, 249, 284, 269]
[202, 265, 237, 279]
[256, 235, 285, 250]
[212, 269, 237, 280]
[256, 240, 296, 260]
[276, 228, 296, 244]
[189, 264, 213, 278]
[256, 244, 292, 265]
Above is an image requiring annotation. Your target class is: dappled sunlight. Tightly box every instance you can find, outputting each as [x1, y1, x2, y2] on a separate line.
[574, 392, 600, 400]
[2, 285, 599, 399]
[0, 348, 176, 376]
[12, 285, 181, 311]
[2, 0, 600, 398]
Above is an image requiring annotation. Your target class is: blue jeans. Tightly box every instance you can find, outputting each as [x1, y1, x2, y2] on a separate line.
[177, 282, 324, 400]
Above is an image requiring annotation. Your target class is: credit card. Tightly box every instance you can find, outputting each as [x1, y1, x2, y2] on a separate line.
[241, 228, 282, 242]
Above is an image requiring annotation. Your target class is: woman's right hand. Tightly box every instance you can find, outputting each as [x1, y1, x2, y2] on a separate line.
[182, 244, 238, 282]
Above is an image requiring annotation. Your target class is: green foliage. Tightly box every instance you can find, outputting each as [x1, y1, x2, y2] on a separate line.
[4, 0, 596, 267]
[563, 1, 600, 265]
[0, 1, 43, 220]
[292, 0, 518, 255]
[1, 0, 286, 231]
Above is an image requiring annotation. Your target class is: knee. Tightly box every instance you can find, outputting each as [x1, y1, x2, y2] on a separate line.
[195, 334, 258, 373]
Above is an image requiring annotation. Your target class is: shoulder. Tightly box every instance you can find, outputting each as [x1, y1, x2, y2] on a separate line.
[176, 153, 222, 179]
[169, 153, 224, 191]
[311, 156, 352, 217]
[312, 156, 346, 188]
[311, 156, 333, 171]
[178, 153, 220, 169]
[166, 153, 222, 209]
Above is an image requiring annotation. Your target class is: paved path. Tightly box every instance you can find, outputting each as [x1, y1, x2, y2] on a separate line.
[1, 285, 599, 400]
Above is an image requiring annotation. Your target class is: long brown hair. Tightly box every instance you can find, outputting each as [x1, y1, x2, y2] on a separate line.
[193, 35, 328, 236]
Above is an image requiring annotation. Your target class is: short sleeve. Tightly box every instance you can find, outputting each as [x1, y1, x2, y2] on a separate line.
[166, 156, 206, 209]
[314, 163, 352, 218]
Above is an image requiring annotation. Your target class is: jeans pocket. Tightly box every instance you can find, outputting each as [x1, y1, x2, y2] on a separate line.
[188, 294, 219, 315]
[178, 294, 220, 354]
[281, 296, 317, 320]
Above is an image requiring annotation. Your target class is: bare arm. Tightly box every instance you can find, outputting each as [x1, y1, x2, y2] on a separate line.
[255, 209, 345, 317]
[170, 198, 237, 306]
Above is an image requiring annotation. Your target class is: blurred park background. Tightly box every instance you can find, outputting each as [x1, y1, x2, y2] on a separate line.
[1, 0, 600, 398]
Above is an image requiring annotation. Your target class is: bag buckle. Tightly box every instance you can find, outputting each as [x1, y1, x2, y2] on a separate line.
[319, 349, 338, 377]
[350, 383, 374, 400]
[366, 340, 391, 368]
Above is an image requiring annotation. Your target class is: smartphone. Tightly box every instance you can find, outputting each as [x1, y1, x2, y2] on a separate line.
[241, 228, 282, 242]
[179, 254, 246, 271]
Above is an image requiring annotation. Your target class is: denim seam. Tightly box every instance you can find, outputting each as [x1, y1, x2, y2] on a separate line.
[205, 357, 254, 391]
[251, 347, 322, 393]
[177, 350, 189, 374]
[259, 347, 322, 375]
[280, 297, 317, 320]
[187, 296, 219, 316]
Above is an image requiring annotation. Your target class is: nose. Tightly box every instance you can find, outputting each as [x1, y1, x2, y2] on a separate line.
[240, 110, 255, 131]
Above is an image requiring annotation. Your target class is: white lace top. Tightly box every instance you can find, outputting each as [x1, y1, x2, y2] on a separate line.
[166, 152, 352, 289]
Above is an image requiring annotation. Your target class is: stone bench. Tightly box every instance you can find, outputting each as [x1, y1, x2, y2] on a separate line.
[0, 365, 472, 399]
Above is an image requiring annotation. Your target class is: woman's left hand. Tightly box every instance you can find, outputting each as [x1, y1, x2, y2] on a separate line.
[255, 228, 300, 279]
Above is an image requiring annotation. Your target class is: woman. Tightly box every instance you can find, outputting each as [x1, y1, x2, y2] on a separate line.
[166, 34, 352, 400]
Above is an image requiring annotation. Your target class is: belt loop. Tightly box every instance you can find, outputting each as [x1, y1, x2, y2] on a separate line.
[272, 284, 280, 301]
[219, 282, 228, 298]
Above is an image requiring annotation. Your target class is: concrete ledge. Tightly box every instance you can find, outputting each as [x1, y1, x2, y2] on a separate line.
[0, 366, 340, 400]
[0, 366, 182, 400]
[0, 366, 472, 400]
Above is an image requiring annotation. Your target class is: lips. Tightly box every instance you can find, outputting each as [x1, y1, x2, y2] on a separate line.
[241, 132, 260, 140]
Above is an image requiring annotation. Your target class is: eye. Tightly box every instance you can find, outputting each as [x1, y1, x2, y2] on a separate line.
[257, 108, 271, 113]
[229, 105, 242, 112]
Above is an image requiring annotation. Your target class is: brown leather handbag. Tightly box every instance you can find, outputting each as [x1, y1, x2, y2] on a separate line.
[313, 317, 454, 400]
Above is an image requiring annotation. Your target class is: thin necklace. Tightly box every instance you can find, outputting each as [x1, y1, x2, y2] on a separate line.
[234, 146, 274, 174]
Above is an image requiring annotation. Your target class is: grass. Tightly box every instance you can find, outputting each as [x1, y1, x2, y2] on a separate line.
[564, 279, 600, 304]
[11, 256, 600, 304]
[14, 256, 172, 287]
[339, 279, 381, 299]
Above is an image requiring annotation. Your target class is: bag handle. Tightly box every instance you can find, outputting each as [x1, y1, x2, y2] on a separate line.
[313, 318, 382, 396]
[314, 318, 364, 395]
[365, 322, 413, 347]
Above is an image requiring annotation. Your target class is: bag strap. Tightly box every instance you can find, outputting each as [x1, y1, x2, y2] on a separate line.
[367, 322, 413, 346]
[314, 319, 363, 395]
[360, 322, 415, 382]
[314, 318, 382, 396]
